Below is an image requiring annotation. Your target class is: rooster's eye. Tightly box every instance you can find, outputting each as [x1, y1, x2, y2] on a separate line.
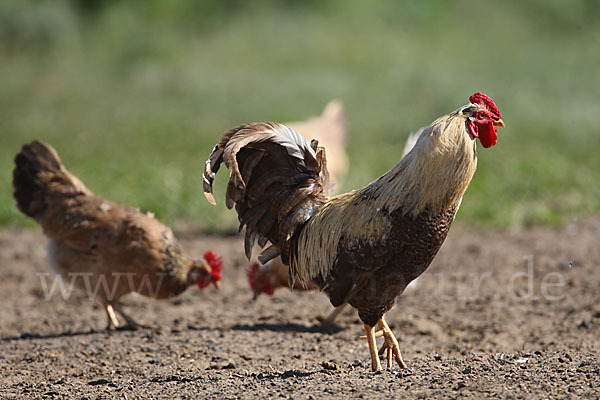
[477, 113, 485, 119]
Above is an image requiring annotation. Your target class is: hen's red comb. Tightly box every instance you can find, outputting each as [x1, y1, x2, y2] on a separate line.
[247, 262, 260, 290]
[247, 262, 274, 295]
[469, 92, 501, 120]
[203, 251, 222, 281]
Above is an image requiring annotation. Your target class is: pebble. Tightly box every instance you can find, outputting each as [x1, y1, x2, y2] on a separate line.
[577, 320, 592, 329]
[87, 378, 111, 386]
[222, 361, 236, 369]
[321, 361, 338, 371]
[208, 359, 236, 370]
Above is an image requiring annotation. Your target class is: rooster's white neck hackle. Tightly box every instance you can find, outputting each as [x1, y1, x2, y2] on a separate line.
[367, 107, 478, 217]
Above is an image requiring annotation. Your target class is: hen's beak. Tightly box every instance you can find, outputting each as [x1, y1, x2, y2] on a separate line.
[213, 280, 221, 289]
[493, 119, 505, 127]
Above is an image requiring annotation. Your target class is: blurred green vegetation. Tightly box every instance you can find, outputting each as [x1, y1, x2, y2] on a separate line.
[1, 0, 599, 231]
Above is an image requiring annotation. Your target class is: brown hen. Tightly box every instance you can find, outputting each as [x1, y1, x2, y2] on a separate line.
[13, 141, 221, 330]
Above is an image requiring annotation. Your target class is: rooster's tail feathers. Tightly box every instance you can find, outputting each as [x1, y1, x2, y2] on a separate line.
[204, 122, 318, 201]
[203, 122, 330, 264]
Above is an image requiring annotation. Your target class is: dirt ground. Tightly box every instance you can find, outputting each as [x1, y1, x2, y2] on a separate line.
[1, 219, 599, 399]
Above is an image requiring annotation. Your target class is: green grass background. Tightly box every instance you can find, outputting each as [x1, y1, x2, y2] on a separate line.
[1, 0, 599, 231]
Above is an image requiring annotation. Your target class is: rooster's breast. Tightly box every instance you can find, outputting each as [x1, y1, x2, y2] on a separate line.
[323, 205, 458, 326]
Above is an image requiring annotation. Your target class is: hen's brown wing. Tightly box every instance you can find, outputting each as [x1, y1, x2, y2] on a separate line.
[204, 122, 330, 264]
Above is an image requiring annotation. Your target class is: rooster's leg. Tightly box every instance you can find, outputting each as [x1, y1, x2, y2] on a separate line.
[319, 303, 348, 327]
[112, 302, 148, 330]
[376, 316, 407, 369]
[363, 324, 382, 371]
[104, 303, 120, 330]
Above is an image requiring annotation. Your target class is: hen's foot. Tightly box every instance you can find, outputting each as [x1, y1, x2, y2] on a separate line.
[104, 304, 120, 331]
[113, 302, 149, 330]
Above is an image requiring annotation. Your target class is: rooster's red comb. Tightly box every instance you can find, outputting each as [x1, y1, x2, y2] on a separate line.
[203, 251, 222, 281]
[469, 92, 501, 120]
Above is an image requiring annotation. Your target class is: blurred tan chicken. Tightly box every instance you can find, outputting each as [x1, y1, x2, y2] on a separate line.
[13, 141, 222, 330]
[246, 100, 349, 324]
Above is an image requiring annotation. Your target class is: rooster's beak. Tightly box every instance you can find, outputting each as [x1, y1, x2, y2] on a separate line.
[213, 280, 221, 289]
[493, 119, 505, 127]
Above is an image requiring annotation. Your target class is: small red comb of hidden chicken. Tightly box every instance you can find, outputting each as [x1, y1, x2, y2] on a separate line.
[247, 262, 275, 296]
[201, 251, 222, 287]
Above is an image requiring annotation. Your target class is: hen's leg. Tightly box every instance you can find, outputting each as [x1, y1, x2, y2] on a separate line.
[112, 302, 148, 330]
[363, 324, 382, 371]
[376, 316, 407, 369]
[104, 303, 120, 330]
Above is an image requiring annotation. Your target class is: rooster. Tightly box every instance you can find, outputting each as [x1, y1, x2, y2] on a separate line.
[13, 141, 222, 330]
[203, 92, 503, 371]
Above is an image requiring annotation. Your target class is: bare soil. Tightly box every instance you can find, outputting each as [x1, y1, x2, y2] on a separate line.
[1, 220, 599, 399]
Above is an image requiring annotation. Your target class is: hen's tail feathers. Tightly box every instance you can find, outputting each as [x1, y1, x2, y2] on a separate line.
[203, 122, 330, 264]
[13, 141, 90, 219]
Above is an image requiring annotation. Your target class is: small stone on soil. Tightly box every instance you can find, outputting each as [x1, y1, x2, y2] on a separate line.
[321, 361, 338, 370]
[87, 378, 111, 386]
